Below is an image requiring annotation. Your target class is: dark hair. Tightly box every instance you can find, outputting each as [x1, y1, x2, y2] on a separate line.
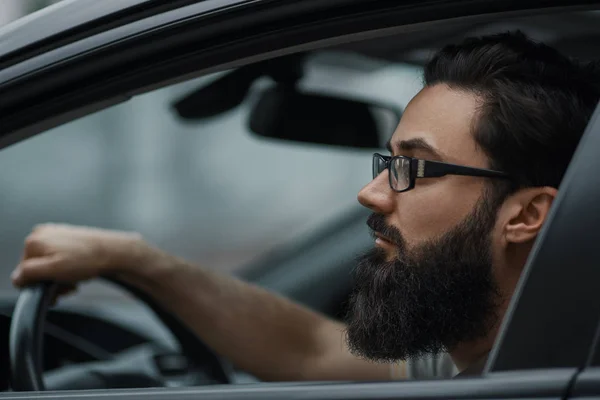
[424, 31, 600, 197]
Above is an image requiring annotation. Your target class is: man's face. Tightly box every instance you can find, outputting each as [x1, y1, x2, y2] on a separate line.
[345, 84, 504, 362]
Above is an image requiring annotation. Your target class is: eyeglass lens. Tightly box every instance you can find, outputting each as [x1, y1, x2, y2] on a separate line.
[372, 154, 410, 191]
[373, 155, 386, 179]
[391, 157, 410, 191]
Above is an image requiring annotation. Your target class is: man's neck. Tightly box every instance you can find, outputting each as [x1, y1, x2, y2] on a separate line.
[451, 254, 523, 372]
[450, 295, 514, 371]
[450, 314, 504, 372]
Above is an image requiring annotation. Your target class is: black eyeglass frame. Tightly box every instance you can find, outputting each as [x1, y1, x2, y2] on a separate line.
[373, 153, 511, 193]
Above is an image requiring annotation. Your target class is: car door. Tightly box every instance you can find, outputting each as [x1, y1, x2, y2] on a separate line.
[548, 101, 600, 400]
[2, 0, 600, 399]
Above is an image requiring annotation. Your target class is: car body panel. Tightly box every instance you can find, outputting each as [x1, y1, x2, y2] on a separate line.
[552, 104, 600, 399]
[0, 0, 252, 83]
[0, 368, 579, 399]
[0, 0, 164, 64]
[573, 368, 600, 397]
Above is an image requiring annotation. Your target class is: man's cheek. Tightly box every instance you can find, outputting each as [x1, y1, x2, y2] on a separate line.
[399, 198, 473, 242]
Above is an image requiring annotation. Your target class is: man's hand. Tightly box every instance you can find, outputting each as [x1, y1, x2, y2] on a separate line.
[12, 224, 143, 289]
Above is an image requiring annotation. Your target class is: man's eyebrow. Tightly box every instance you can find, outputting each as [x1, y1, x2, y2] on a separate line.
[386, 138, 444, 160]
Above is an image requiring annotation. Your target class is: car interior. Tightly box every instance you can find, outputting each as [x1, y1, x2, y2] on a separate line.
[1, 6, 600, 393]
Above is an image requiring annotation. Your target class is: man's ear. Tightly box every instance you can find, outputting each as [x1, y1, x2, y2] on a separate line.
[503, 187, 558, 244]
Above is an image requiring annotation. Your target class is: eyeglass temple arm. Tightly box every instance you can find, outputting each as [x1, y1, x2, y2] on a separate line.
[418, 160, 509, 179]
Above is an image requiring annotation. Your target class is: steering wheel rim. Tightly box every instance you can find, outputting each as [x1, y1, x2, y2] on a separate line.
[9, 278, 232, 391]
[9, 282, 55, 391]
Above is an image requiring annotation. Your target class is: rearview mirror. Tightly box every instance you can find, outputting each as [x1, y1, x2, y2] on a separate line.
[248, 87, 401, 149]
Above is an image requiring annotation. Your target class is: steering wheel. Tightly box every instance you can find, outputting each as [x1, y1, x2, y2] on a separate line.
[9, 279, 233, 391]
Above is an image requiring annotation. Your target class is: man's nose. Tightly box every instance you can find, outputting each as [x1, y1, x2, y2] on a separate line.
[357, 171, 395, 214]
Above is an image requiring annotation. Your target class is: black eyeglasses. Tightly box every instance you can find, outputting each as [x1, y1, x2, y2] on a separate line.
[373, 153, 511, 192]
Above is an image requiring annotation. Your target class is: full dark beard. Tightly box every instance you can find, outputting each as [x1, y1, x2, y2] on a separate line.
[344, 197, 502, 363]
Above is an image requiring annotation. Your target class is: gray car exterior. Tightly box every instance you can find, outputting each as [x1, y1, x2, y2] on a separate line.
[2, 0, 600, 399]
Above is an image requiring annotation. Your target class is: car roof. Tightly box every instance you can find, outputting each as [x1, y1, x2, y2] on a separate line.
[0, 0, 179, 67]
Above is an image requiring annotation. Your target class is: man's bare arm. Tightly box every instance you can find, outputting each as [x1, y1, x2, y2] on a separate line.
[116, 245, 392, 381]
[12, 224, 398, 382]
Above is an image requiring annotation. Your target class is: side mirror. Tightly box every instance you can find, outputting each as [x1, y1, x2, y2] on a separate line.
[248, 86, 401, 149]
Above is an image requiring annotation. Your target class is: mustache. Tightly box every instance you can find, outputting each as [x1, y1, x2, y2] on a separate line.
[366, 213, 405, 247]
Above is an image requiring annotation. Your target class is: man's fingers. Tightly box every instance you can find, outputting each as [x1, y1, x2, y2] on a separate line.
[12, 257, 79, 306]
[12, 256, 65, 287]
[23, 235, 52, 258]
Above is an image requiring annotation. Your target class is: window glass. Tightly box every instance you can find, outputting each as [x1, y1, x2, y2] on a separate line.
[0, 52, 422, 303]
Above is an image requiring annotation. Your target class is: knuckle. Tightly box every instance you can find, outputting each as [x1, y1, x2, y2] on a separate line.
[26, 233, 43, 245]
[24, 235, 39, 247]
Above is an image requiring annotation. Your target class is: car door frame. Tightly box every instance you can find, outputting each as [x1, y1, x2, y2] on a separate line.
[2, 0, 600, 146]
[2, 0, 600, 399]
[537, 99, 600, 400]
[486, 97, 600, 373]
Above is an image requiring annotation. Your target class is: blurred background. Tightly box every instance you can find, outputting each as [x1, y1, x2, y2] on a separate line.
[0, 0, 422, 300]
